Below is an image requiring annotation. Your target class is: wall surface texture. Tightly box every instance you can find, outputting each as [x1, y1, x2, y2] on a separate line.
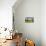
[13, 0, 46, 46]
[13, 0, 41, 46]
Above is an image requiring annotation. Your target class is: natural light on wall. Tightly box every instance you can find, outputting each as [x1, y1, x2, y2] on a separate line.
[0, 8, 12, 30]
[0, 0, 16, 30]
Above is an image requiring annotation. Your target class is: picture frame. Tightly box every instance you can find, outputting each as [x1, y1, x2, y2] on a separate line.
[25, 17, 34, 23]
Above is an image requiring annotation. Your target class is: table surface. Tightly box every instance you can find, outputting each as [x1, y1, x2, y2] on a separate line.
[0, 39, 16, 46]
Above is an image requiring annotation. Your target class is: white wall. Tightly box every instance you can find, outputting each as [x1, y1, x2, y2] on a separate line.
[0, 0, 46, 46]
[13, 0, 41, 46]
[0, 0, 16, 30]
[41, 0, 46, 46]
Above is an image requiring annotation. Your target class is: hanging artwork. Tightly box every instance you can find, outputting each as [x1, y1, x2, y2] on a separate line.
[25, 17, 34, 23]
